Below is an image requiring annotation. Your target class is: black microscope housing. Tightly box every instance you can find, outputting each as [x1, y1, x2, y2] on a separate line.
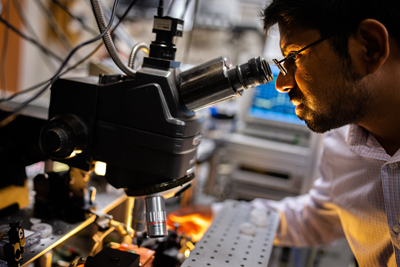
[39, 15, 273, 197]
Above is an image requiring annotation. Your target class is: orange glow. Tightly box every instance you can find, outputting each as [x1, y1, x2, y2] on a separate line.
[167, 206, 213, 242]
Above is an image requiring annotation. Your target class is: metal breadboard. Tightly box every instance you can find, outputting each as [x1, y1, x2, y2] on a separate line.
[181, 200, 279, 267]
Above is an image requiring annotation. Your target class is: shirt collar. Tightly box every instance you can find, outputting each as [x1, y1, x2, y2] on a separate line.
[346, 124, 397, 161]
[346, 124, 369, 147]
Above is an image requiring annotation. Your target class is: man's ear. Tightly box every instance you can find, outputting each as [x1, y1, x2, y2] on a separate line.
[352, 19, 389, 74]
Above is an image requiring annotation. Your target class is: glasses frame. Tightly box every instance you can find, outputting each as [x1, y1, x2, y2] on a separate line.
[273, 32, 337, 76]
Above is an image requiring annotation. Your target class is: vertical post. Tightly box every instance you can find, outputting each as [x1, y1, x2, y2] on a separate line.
[124, 197, 135, 243]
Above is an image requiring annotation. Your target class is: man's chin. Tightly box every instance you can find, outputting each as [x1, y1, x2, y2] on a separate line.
[300, 113, 333, 134]
[305, 121, 331, 133]
[303, 116, 344, 133]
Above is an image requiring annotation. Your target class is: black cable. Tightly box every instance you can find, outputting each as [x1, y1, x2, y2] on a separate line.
[0, 0, 120, 127]
[112, 0, 139, 33]
[11, 0, 57, 72]
[57, 0, 141, 75]
[181, 0, 191, 19]
[0, 17, 64, 62]
[51, 0, 98, 36]
[11, 0, 42, 43]
[166, 0, 175, 16]
[0, 0, 10, 99]
[34, 0, 74, 53]
[0, 0, 140, 105]
[0, 80, 49, 104]
[158, 0, 164, 17]
[182, 0, 198, 64]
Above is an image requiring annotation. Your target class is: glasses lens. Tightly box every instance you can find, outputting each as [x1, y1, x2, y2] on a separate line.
[272, 58, 287, 76]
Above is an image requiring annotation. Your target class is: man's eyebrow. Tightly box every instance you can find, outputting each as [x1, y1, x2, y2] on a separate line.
[281, 43, 302, 57]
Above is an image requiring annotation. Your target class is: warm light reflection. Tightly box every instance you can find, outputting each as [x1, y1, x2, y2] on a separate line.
[184, 249, 191, 258]
[167, 212, 213, 242]
[94, 161, 107, 176]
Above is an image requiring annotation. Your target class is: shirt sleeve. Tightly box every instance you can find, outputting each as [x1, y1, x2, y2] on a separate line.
[254, 129, 347, 247]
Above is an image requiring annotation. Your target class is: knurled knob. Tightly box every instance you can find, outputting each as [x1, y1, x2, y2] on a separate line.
[44, 128, 68, 152]
[39, 114, 88, 160]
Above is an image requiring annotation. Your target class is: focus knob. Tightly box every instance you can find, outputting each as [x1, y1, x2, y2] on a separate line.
[44, 128, 68, 152]
[40, 114, 88, 160]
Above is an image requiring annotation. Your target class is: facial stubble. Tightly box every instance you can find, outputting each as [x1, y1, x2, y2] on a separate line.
[294, 59, 371, 133]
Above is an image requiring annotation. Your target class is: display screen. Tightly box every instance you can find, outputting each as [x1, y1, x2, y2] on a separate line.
[247, 65, 305, 125]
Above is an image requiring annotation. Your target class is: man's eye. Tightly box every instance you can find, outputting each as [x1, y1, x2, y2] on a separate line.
[288, 53, 298, 60]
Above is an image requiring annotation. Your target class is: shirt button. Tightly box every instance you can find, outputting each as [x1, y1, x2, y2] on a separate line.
[389, 163, 398, 170]
[393, 224, 400, 234]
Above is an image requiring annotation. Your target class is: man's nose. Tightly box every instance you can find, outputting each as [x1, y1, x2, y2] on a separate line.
[275, 71, 295, 93]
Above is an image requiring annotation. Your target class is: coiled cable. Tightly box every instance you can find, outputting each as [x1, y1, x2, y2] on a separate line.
[128, 42, 149, 69]
[90, 0, 136, 77]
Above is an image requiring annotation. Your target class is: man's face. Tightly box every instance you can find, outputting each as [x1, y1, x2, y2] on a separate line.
[275, 22, 371, 133]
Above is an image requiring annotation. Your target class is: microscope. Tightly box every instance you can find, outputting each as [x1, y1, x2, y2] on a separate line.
[38, 6, 273, 239]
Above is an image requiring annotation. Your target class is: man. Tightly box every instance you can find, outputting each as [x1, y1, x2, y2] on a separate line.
[256, 0, 400, 266]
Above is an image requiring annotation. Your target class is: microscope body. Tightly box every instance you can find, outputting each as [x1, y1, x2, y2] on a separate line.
[39, 13, 273, 236]
[40, 59, 203, 197]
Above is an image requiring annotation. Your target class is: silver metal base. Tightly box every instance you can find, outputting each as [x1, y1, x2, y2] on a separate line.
[181, 200, 279, 267]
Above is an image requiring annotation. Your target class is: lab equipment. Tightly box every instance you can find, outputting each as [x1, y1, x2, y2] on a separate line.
[38, 13, 273, 238]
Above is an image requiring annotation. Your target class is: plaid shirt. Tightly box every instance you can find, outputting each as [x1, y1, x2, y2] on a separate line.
[263, 124, 400, 266]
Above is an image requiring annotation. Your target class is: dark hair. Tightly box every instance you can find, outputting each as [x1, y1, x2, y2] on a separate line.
[262, 0, 400, 59]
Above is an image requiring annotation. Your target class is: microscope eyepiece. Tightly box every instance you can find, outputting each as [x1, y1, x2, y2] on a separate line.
[178, 56, 273, 112]
[228, 56, 273, 91]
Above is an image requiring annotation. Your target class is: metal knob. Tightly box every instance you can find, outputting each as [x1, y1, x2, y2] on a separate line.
[39, 114, 88, 160]
[44, 128, 68, 152]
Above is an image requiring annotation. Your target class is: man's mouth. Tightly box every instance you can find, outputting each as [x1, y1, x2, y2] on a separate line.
[291, 100, 301, 107]
[291, 100, 305, 115]
[289, 90, 306, 113]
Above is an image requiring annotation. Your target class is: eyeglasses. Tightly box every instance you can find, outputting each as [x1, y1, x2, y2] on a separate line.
[272, 32, 337, 76]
